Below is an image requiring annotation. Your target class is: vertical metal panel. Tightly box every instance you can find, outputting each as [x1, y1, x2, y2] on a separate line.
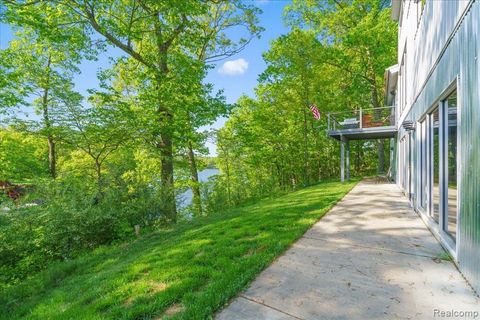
[457, 2, 480, 294]
[397, 0, 470, 126]
[397, 1, 480, 293]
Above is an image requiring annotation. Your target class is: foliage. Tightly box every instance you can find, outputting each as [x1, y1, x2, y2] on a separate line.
[0, 1, 397, 315]
[1, 0, 262, 221]
[0, 172, 169, 286]
[0, 11, 96, 178]
[0, 0, 263, 285]
[197, 156, 217, 169]
[0, 128, 48, 182]
[213, 0, 396, 206]
[0, 180, 357, 319]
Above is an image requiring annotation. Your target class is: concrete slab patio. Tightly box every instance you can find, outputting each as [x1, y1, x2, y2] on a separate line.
[217, 180, 480, 320]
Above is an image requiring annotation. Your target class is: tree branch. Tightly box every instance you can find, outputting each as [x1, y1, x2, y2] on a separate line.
[79, 0, 154, 69]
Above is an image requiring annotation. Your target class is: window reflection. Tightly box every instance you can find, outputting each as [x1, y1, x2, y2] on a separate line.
[420, 120, 427, 211]
[431, 107, 440, 222]
[446, 91, 457, 240]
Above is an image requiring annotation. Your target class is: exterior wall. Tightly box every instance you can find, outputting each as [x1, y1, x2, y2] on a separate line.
[397, 0, 470, 124]
[395, 0, 480, 293]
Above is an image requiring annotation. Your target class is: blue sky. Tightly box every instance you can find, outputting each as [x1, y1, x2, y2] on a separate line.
[0, 0, 291, 155]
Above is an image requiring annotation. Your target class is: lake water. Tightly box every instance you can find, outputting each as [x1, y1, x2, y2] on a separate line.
[178, 168, 219, 208]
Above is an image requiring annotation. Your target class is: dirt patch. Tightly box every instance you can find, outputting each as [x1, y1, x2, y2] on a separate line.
[243, 245, 267, 257]
[155, 303, 184, 319]
[149, 280, 168, 293]
[123, 296, 134, 307]
[165, 303, 184, 315]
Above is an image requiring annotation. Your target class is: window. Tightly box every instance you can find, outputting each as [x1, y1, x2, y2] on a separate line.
[419, 86, 458, 244]
[445, 90, 457, 240]
[419, 119, 428, 211]
[430, 107, 440, 222]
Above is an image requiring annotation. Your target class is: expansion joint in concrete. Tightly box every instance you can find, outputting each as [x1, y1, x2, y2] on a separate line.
[239, 294, 306, 320]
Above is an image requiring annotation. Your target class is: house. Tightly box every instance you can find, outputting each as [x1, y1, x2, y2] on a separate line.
[329, 0, 480, 294]
[389, 0, 480, 294]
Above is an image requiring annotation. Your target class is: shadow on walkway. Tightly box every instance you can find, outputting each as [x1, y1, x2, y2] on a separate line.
[217, 179, 480, 320]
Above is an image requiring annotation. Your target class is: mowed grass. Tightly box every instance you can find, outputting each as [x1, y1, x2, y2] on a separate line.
[0, 180, 358, 320]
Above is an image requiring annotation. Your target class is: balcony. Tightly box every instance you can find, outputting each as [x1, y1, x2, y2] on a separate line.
[327, 106, 397, 141]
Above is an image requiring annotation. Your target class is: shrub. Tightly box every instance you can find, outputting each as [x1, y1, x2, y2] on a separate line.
[0, 180, 168, 287]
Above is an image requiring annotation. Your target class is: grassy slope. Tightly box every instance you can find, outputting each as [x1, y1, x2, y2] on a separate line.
[0, 180, 357, 320]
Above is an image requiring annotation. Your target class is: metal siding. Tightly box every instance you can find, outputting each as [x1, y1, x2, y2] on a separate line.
[458, 2, 480, 294]
[399, 1, 480, 293]
[398, 0, 470, 126]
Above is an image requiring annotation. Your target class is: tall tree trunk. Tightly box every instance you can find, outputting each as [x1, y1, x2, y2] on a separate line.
[155, 97, 176, 221]
[154, 28, 179, 222]
[187, 140, 202, 216]
[158, 131, 176, 222]
[47, 137, 56, 178]
[155, 51, 176, 221]
[95, 160, 102, 194]
[41, 55, 56, 178]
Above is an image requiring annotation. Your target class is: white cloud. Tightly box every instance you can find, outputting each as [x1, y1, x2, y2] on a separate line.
[218, 58, 248, 76]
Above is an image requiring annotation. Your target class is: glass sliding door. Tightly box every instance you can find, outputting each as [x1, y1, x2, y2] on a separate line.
[445, 90, 457, 241]
[421, 88, 458, 245]
[419, 120, 428, 211]
[408, 132, 413, 199]
[430, 107, 440, 223]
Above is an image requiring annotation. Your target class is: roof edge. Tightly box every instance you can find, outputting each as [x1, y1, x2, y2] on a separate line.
[384, 64, 399, 106]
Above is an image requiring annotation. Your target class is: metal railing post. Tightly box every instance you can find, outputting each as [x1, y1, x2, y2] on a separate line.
[328, 113, 331, 131]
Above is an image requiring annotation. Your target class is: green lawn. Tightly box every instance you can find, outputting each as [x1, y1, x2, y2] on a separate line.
[0, 180, 357, 320]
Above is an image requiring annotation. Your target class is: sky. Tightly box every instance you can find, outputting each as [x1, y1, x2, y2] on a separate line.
[0, 0, 292, 156]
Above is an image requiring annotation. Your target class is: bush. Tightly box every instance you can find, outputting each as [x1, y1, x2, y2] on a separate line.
[0, 179, 169, 287]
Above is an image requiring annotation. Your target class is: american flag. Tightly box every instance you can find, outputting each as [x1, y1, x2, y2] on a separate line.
[309, 104, 320, 120]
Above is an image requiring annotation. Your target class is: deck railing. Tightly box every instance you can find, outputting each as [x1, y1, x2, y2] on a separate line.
[327, 106, 396, 132]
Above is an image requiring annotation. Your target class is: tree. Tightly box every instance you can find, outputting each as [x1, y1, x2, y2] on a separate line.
[0, 127, 47, 182]
[0, 11, 94, 178]
[261, 29, 324, 185]
[57, 98, 132, 199]
[180, 1, 261, 216]
[3, 0, 263, 220]
[175, 86, 228, 216]
[285, 0, 397, 173]
[212, 0, 396, 209]
[0, 51, 24, 117]
[2, 0, 205, 221]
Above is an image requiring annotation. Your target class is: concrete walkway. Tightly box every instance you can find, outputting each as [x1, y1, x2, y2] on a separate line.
[217, 180, 480, 320]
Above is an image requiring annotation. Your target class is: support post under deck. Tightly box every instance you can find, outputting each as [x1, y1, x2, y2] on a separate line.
[341, 136, 350, 182]
[346, 139, 350, 181]
[341, 137, 345, 182]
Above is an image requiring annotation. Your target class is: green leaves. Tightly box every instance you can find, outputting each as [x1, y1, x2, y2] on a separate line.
[1, 0, 263, 219]
[214, 0, 396, 206]
[0, 129, 48, 181]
